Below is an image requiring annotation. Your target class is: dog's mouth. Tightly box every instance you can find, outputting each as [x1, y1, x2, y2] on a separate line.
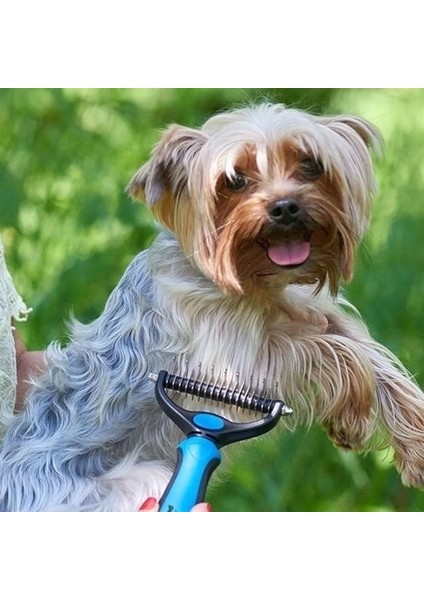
[260, 230, 312, 269]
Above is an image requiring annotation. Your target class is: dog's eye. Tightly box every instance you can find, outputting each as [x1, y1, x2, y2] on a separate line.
[225, 171, 247, 191]
[299, 157, 323, 180]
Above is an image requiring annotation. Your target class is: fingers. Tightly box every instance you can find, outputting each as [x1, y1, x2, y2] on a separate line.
[138, 498, 212, 512]
[190, 502, 212, 512]
[138, 497, 159, 512]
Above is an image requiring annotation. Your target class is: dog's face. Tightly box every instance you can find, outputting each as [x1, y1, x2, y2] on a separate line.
[129, 103, 382, 296]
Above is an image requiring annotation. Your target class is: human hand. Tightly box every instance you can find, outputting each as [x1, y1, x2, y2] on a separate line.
[13, 328, 45, 411]
[139, 497, 212, 512]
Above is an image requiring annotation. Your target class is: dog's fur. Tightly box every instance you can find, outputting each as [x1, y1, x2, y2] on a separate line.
[1, 103, 424, 511]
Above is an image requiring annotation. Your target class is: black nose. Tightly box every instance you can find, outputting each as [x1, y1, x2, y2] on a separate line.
[268, 198, 302, 225]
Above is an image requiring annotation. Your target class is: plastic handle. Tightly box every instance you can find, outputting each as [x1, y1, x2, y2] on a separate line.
[159, 436, 221, 512]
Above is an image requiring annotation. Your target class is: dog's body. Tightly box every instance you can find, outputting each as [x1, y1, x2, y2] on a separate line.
[1, 103, 423, 511]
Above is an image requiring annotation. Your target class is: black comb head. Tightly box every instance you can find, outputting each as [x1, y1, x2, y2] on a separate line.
[150, 370, 293, 445]
[149, 371, 292, 416]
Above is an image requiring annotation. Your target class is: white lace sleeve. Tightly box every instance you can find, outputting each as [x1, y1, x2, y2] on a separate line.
[0, 236, 31, 438]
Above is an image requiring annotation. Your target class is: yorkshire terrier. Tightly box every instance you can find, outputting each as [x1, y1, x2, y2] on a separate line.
[1, 103, 423, 511]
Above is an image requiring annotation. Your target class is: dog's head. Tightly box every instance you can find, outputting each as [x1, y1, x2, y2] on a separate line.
[128, 103, 382, 296]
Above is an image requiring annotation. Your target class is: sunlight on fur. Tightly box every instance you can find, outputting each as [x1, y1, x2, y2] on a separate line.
[0, 103, 423, 511]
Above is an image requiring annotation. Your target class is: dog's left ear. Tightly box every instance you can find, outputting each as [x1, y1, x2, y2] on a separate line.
[317, 114, 383, 286]
[127, 125, 208, 205]
[319, 114, 383, 154]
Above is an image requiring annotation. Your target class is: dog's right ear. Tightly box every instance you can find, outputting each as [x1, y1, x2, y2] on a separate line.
[127, 125, 207, 205]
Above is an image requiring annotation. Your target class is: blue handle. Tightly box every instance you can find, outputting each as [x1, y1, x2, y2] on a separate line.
[159, 436, 221, 512]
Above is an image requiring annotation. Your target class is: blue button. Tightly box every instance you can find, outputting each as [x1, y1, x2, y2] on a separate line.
[193, 413, 225, 431]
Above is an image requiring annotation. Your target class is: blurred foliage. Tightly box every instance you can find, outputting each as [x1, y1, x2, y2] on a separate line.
[1, 88, 423, 511]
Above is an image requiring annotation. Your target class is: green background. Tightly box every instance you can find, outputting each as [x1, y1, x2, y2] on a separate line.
[1, 88, 423, 511]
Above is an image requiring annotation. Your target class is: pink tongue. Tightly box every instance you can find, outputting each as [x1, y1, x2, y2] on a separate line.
[267, 240, 311, 267]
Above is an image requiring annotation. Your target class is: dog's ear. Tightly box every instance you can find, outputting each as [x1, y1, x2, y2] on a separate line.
[319, 114, 384, 154]
[127, 125, 208, 205]
[315, 114, 383, 287]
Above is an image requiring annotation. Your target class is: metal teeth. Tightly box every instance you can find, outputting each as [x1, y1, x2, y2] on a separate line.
[150, 361, 294, 416]
[160, 371, 284, 415]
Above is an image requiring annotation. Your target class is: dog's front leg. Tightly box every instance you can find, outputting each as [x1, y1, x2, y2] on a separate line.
[287, 327, 376, 452]
[322, 311, 424, 488]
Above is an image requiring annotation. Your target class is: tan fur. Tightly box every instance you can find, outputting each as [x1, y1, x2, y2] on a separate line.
[128, 103, 424, 489]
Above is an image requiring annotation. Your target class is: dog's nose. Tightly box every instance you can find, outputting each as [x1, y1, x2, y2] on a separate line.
[268, 198, 301, 225]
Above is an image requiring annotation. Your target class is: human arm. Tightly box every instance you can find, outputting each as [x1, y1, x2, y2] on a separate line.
[13, 328, 45, 412]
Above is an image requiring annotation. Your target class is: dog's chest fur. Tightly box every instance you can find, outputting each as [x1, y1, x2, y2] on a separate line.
[143, 232, 331, 407]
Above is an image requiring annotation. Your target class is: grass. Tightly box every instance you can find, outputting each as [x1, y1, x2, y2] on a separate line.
[1, 88, 423, 511]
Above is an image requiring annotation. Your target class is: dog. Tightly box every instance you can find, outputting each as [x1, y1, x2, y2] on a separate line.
[1, 102, 423, 511]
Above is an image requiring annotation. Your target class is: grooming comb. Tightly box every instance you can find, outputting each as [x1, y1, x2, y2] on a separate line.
[149, 369, 292, 512]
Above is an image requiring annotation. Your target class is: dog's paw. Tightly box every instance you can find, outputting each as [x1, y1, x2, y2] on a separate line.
[324, 420, 369, 452]
[395, 446, 424, 489]
[400, 468, 424, 489]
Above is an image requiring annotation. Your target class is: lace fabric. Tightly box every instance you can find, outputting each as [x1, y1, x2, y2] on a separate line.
[0, 236, 30, 438]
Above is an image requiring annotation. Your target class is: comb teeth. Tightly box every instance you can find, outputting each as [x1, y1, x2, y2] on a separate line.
[149, 371, 292, 415]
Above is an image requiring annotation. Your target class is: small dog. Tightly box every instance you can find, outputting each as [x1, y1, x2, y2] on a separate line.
[1, 103, 424, 511]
